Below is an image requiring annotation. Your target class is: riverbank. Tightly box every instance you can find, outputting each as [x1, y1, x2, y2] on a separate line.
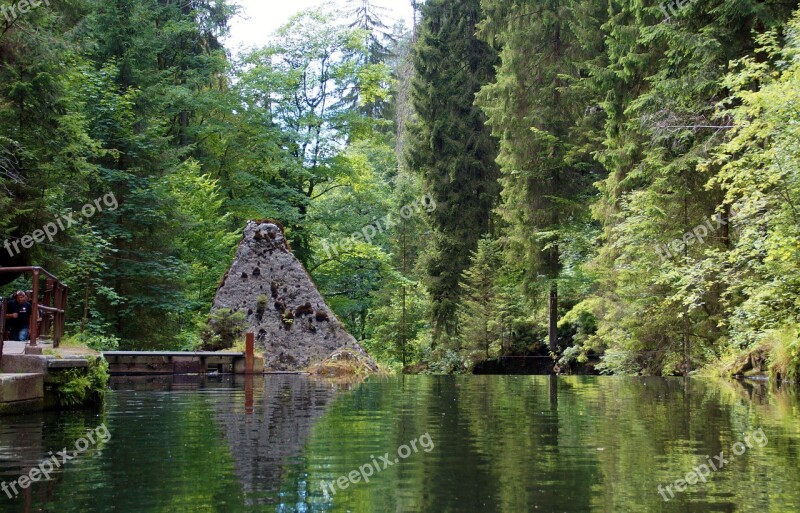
[0, 341, 108, 415]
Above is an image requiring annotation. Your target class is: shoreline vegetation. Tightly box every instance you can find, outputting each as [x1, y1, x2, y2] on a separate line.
[1, 0, 799, 381]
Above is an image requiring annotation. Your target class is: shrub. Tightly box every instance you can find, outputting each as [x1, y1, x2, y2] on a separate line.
[83, 334, 121, 352]
[200, 308, 247, 351]
[767, 325, 800, 382]
[54, 357, 110, 408]
[256, 294, 268, 313]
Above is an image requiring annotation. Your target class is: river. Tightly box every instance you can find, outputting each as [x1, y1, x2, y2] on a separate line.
[1, 375, 798, 512]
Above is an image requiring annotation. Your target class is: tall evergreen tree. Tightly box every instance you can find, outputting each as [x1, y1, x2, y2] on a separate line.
[476, 0, 607, 352]
[571, 0, 799, 374]
[407, 0, 500, 344]
[78, 0, 234, 346]
[458, 235, 504, 365]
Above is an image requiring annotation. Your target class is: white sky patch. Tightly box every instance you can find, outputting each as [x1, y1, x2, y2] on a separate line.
[224, 0, 416, 56]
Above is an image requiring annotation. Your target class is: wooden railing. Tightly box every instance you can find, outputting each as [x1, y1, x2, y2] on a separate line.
[0, 267, 68, 349]
[0, 299, 5, 366]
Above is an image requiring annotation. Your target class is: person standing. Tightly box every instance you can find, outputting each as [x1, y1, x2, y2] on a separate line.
[6, 291, 32, 341]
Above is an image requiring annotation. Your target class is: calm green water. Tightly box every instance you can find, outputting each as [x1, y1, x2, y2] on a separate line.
[1, 375, 799, 512]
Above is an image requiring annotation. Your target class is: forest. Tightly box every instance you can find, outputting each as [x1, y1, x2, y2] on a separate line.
[1, 0, 799, 378]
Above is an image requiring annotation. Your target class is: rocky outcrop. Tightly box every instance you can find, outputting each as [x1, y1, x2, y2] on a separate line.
[212, 220, 376, 372]
[725, 344, 770, 378]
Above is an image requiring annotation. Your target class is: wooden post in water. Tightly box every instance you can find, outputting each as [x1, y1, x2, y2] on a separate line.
[245, 332, 254, 374]
[548, 281, 558, 352]
[245, 332, 255, 415]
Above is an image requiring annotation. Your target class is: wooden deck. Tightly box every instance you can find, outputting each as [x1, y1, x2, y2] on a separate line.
[103, 351, 263, 375]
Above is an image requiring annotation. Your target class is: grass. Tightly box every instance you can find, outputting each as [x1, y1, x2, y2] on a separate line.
[765, 325, 800, 383]
[307, 348, 383, 380]
[54, 335, 102, 356]
[699, 325, 800, 383]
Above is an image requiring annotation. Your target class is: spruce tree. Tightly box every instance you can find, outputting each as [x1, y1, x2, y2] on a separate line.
[476, 0, 608, 353]
[575, 0, 799, 373]
[458, 236, 504, 365]
[407, 0, 500, 345]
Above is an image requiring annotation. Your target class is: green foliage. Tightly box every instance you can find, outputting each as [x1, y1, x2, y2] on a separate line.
[458, 236, 505, 368]
[81, 333, 121, 352]
[233, 7, 392, 265]
[765, 325, 800, 382]
[5, 0, 800, 377]
[200, 308, 246, 351]
[166, 161, 240, 309]
[552, 0, 798, 374]
[53, 357, 110, 408]
[407, 0, 501, 343]
[364, 276, 430, 369]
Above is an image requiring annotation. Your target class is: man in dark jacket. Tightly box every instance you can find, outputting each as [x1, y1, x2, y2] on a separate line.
[6, 291, 32, 341]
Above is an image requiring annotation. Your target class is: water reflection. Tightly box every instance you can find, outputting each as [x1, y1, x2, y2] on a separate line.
[0, 375, 796, 513]
[213, 374, 355, 503]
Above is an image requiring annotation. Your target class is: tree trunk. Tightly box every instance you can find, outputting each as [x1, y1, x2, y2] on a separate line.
[548, 281, 558, 352]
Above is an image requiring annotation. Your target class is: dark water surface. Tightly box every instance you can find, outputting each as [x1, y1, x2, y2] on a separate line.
[1, 375, 798, 512]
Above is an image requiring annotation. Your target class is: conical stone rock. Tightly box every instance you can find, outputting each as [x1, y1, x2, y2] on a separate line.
[212, 220, 375, 371]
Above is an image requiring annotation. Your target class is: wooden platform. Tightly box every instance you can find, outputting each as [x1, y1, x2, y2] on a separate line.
[103, 351, 264, 375]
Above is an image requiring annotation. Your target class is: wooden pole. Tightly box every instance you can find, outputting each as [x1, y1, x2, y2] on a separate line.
[30, 269, 39, 346]
[245, 332, 254, 374]
[0, 299, 6, 367]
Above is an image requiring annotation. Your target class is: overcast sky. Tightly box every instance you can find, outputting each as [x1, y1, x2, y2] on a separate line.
[224, 0, 416, 56]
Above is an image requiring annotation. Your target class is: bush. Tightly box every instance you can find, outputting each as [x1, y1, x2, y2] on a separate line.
[767, 325, 800, 382]
[83, 334, 121, 352]
[200, 308, 247, 351]
[62, 332, 120, 352]
[54, 357, 110, 408]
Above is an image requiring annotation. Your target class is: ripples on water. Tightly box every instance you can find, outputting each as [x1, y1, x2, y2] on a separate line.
[0, 375, 798, 512]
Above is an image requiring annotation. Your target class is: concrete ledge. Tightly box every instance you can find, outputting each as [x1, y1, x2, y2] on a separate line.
[234, 356, 265, 374]
[103, 351, 245, 357]
[0, 354, 50, 374]
[47, 358, 89, 369]
[103, 351, 262, 375]
[0, 354, 90, 373]
[0, 373, 44, 403]
[0, 397, 46, 415]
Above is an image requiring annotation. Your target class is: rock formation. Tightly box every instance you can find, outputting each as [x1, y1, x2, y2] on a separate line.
[212, 220, 376, 372]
